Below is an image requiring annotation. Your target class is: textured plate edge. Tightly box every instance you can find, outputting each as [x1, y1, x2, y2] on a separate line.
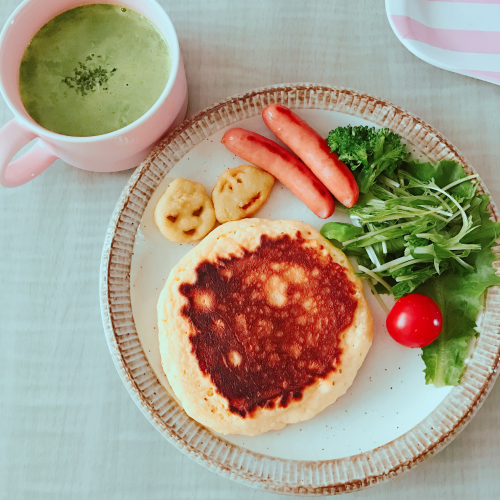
[99, 83, 500, 496]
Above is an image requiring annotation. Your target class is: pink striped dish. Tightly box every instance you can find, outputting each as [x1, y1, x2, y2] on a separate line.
[100, 84, 500, 495]
[386, 0, 500, 85]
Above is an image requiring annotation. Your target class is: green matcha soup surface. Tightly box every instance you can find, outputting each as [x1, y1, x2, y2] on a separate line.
[19, 4, 172, 137]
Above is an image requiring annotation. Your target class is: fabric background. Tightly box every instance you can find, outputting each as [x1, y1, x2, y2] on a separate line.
[1, 0, 499, 498]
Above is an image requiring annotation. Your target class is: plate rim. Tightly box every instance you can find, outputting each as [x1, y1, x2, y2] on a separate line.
[100, 83, 500, 496]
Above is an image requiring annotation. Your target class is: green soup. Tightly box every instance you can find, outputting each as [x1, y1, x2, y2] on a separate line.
[19, 4, 172, 137]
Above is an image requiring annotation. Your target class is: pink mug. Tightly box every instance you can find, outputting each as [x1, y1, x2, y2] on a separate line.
[0, 0, 188, 187]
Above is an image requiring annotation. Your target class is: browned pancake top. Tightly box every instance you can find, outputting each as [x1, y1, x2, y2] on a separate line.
[179, 233, 358, 417]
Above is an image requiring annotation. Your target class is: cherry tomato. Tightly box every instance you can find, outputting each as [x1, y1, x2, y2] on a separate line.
[386, 294, 443, 348]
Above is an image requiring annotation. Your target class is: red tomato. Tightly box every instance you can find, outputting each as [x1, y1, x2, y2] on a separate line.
[386, 294, 443, 348]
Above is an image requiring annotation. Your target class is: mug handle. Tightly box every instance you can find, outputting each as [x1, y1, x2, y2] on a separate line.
[0, 119, 58, 188]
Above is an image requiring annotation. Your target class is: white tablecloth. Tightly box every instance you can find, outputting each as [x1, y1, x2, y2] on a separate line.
[1, 1, 499, 498]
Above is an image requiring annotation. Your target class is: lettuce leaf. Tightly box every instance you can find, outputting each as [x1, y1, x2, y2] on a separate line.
[418, 244, 500, 386]
[404, 159, 477, 199]
[320, 222, 363, 242]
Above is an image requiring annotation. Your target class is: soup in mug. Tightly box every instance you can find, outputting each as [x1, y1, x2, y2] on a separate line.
[19, 4, 172, 137]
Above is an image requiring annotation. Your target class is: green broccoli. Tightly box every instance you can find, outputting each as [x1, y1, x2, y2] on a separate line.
[327, 125, 408, 193]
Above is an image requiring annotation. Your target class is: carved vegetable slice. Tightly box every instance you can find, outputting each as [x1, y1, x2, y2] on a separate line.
[212, 165, 274, 223]
[154, 178, 216, 242]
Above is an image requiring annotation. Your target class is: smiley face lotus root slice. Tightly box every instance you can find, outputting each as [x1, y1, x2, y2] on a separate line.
[212, 165, 274, 223]
[154, 178, 216, 243]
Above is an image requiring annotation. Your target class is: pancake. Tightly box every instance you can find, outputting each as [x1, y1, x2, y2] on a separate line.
[157, 219, 373, 435]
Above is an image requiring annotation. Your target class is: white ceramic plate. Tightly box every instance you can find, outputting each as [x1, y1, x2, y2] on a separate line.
[100, 84, 500, 495]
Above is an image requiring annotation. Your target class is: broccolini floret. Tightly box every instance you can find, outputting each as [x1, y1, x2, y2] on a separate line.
[327, 125, 408, 193]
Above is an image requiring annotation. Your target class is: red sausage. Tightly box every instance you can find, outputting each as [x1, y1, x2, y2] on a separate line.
[262, 104, 359, 208]
[221, 128, 335, 218]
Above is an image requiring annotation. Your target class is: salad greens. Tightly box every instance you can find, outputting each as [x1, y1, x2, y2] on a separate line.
[321, 125, 500, 386]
